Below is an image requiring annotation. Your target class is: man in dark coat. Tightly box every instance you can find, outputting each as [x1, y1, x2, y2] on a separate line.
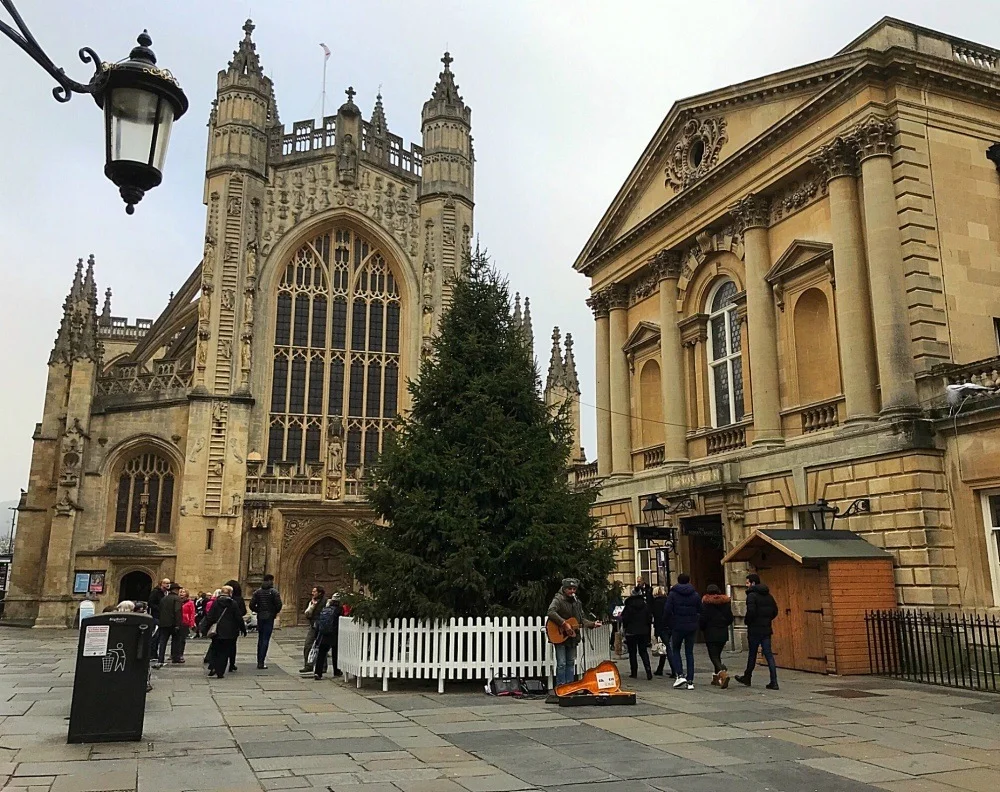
[663, 574, 701, 689]
[621, 586, 653, 679]
[203, 585, 246, 679]
[312, 594, 343, 679]
[652, 587, 676, 677]
[249, 574, 283, 670]
[154, 583, 184, 668]
[735, 573, 780, 690]
[147, 577, 170, 648]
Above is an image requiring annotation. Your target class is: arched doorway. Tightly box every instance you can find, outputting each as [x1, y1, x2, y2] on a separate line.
[297, 537, 351, 619]
[119, 570, 152, 604]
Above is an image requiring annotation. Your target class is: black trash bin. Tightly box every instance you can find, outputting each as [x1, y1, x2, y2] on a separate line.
[68, 612, 153, 743]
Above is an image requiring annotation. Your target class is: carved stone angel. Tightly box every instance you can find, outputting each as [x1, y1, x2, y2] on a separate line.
[338, 134, 358, 185]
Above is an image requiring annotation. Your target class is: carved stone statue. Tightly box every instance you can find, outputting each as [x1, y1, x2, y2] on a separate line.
[245, 243, 257, 279]
[326, 427, 344, 500]
[221, 289, 235, 311]
[198, 292, 211, 329]
[202, 236, 216, 286]
[241, 336, 252, 372]
[243, 290, 254, 324]
[338, 134, 358, 185]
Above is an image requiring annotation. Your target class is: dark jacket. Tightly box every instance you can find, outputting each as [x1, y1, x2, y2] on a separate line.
[203, 595, 245, 640]
[621, 593, 652, 637]
[250, 582, 283, 621]
[317, 601, 343, 639]
[158, 591, 184, 630]
[699, 594, 734, 644]
[663, 583, 702, 634]
[652, 593, 669, 638]
[148, 587, 166, 620]
[744, 584, 779, 638]
[547, 587, 593, 646]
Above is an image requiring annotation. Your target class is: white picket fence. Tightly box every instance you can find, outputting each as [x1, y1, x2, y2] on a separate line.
[338, 616, 611, 692]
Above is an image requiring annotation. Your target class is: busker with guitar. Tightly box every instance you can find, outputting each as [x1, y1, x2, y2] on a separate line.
[546, 578, 603, 687]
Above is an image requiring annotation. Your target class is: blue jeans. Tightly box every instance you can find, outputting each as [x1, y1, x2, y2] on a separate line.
[671, 629, 696, 681]
[554, 641, 578, 687]
[744, 635, 778, 685]
[256, 618, 275, 666]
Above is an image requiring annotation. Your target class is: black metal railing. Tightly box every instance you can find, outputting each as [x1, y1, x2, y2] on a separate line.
[866, 609, 1000, 693]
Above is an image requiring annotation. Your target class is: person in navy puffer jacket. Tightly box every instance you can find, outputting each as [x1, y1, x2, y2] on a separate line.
[663, 574, 701, 689]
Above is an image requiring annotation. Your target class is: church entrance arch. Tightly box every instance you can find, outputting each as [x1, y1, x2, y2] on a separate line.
[296, 537, 351, 621]
[119, 570, 152, 604]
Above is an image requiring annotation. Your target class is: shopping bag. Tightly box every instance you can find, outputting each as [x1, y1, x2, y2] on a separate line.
[307, 640, 319, 665]
[651, 639, 666, 657]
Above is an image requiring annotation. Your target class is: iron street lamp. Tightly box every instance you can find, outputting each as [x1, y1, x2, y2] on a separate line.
[637, 494, 695, 588]
[1, 1, 188, 213]
[807, 497, 871, 531]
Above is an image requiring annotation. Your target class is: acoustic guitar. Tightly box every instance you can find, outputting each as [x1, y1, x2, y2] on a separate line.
[546, 617, 580, 645]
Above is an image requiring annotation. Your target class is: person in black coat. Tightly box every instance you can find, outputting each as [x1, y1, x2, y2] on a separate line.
[735, 573, 780, 690]
[620, 586, 653, 680]
[313, 594, 344, 680]
[699, 584, 734, 688]
[224, 579, 246, 672]
[154, 583, 184, 668]
[663, 574, 701, 688]
[652, 587, 677, 678]
[202, 586, 247, 679]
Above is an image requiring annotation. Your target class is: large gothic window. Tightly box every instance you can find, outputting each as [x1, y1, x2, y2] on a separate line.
[707, 280, 745, 428]
[114, 453, 176, 534]
[268, 227, 401, 474]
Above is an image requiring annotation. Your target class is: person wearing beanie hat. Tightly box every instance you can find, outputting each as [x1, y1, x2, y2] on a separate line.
[547, 578, 602, 687]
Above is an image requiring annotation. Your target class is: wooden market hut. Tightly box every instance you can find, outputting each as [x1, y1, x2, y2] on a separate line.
[722, 529, 896, 675]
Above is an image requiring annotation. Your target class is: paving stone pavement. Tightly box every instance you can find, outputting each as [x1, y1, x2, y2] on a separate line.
[1, 627, 999, 792]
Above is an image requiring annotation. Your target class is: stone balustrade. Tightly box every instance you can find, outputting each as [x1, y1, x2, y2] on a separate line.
[706, 425, 747, 455]
[953, 43, 998, 71]
[642, 445, 665, 470]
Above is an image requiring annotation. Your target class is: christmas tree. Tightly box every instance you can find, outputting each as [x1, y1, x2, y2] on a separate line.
[349, 249, 615, 620]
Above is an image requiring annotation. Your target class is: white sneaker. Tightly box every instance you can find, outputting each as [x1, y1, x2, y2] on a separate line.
[686, 683, 695, 690]
[672, 677, 688, 688]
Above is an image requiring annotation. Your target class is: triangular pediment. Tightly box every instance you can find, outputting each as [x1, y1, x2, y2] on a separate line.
[765, 240, 834, 285]
[622, 321, 660, 355]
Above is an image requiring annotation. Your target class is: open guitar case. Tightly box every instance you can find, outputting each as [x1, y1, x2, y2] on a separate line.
[547, 659, 637, 706]
[555, 690, 636, 707]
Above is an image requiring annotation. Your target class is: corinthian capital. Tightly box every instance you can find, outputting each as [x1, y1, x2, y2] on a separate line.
[650, 249, 684, 281]
[810, 136, 858, 182]
[605, 282, 629, 310]
[586, 290, 610, 319]
[729, 193, 771, 232]
[849, 115, 895, 162]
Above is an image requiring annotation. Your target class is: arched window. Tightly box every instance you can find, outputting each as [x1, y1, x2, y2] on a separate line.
[114, 453, 176, 534]
[268, 227, 401, 474]
[707, 280, 745, 428]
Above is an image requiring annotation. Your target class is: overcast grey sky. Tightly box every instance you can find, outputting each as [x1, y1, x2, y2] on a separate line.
[0, 0, 994, 499]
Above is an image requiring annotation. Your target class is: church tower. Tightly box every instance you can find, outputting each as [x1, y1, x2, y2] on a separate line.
[176, 20, 276, 588]
[418, 52, 474, 357]
[8, 259, 100, 625]
[544, 327, 585, 464]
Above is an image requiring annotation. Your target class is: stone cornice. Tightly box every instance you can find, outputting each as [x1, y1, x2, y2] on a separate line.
[576, 50, 1000, 278]
[678, 313, 708, 347]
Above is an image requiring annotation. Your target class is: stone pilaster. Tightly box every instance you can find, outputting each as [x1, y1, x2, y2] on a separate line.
[588, 292, 612, 477]
[730, 194, 782, 445]
[850, 115, 919, 415]
[606, 283, 632, 475]
[811, 137, 880, 422]
[652, 251, 687, 465]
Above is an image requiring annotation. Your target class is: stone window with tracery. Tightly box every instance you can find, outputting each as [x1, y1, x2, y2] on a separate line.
[707, 280, 745, 428]
[114, 453, 176, 534]
[268, 226, 401, 476]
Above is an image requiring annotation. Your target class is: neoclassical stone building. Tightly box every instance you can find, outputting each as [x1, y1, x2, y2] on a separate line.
[576, 18, 1000, 617]
[5, 21, 475, 626]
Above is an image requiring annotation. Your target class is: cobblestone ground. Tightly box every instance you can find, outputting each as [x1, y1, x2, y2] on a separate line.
[1, 627, 999, 792]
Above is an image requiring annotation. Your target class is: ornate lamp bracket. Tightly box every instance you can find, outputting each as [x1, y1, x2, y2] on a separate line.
[1, 0, 104, 102]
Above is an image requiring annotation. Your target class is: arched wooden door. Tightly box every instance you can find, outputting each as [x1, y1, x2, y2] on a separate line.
[296, 537, 351, 619]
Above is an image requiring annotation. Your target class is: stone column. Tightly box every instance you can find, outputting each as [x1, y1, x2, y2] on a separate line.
[851, 115, 918, 414]
[731, 194, 783, 445]
[811, 137, 880, 421]
[587, 292, 613, 477]
[652, 252, 688, 465]
[607, 283, 632, 475]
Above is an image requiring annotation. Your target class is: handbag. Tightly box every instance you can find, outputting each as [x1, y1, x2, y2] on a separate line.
[651, 639, 666, 657]
[307, 639, 319, 665]
[206, 622, 218, 639]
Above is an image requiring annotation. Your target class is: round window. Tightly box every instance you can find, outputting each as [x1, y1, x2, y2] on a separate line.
[689, 138, 706, 169]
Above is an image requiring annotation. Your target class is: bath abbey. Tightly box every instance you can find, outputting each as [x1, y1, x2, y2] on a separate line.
[4, 21, 483, 626]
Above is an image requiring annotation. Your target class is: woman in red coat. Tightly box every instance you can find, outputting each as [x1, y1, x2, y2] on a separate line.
[178, 588, 196, 662]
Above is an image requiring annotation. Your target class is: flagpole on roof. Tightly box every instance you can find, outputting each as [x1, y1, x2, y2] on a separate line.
[320, 42, 331, 121]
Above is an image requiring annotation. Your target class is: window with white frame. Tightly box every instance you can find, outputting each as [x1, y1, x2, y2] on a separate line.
[707, 280, 745, 428]
[635, 535, 658, 589]
[981, 491, 1000, 606]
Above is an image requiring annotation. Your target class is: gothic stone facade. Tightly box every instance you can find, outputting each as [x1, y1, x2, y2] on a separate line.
[5, 21, 474, 627]
[574, 18, 1000, 625]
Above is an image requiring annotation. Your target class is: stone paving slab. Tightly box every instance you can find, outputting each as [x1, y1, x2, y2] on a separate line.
[2, 629, 1000, 791]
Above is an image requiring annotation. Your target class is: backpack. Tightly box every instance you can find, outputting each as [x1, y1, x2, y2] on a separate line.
[317, 604, 340, 635]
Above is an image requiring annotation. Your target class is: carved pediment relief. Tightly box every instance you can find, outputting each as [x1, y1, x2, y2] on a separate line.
[665, 117, 728, 192]
[765, 240, 834, 310]
[623, 321, 661, 359]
